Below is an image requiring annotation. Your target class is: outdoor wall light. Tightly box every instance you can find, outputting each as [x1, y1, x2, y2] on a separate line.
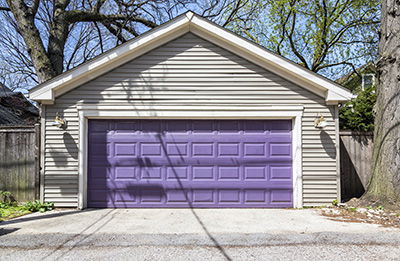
[52, 112, 66, 129]
[314, 114, 328, 129]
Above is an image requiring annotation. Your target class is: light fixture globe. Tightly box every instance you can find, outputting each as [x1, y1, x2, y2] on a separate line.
[52, 112, 66, 129]
[315, 115, 328, 129]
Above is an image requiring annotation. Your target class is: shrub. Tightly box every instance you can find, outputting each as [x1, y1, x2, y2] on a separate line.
[23, 200, 54, 213]
[0, 190, 17, 208]
[339, 85, 376, 132]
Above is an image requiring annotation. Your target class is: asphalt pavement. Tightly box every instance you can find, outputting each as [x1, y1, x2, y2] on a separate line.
[1, 208, 400, 260]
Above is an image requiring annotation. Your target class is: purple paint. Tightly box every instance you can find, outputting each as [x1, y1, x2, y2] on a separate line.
[88, 120, 293, 208]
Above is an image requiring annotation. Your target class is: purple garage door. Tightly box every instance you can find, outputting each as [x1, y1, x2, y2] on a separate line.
[88, 120, 293, 208]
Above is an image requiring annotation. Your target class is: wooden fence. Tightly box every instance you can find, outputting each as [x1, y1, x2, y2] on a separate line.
[0, 125, 40, 202]
[340, 130, 374, 201]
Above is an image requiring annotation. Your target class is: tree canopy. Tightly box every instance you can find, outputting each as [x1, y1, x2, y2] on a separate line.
[0, 0, 380, 91]
[0, 0, 261, 90]
[224, 0, 380, 79]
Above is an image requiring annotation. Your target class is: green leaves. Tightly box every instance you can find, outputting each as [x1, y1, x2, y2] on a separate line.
[0, 191, 54, 222]
[224, 0, 380, 79]
[0, 190, 17, 208]
[23, 200, 54, 213]
[339, 84, 376, 131]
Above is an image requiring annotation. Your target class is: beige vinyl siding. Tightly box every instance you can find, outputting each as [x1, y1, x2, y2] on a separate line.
[44, 33, 337, 207]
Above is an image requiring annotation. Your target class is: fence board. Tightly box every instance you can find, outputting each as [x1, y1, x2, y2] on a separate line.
[0, 125, 40, 202]
[340, 130, 374, 201]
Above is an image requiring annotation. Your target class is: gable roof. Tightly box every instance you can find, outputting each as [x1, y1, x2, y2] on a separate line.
[0, 83, 39, 126]
[29, 11, 352, 105]
[0, 82, 14, 96]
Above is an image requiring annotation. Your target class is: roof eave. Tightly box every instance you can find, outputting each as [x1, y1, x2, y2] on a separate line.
[29, 13, 191, 102]
[189, 15, 352, 104]
[29, 11, 352, 104]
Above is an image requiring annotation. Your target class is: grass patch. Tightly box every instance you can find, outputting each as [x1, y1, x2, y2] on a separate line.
[0, 191, 54, 222]
[0, 206, 31, 222]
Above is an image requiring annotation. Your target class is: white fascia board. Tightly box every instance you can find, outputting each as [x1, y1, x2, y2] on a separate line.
[326, 90, 350, 104]
[189, 15, 352, 102]
[29, 15, 191, 102]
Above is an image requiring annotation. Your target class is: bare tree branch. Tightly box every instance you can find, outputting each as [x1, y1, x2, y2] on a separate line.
[66, 11, 158, 28]
[93, 0, 106, 13]
[28, 0, 40, 15]
[0, 6, 11, 11]
[101, 21, 127, 43]
[287, 11, 309, 69]
[222, 0, 242, 27]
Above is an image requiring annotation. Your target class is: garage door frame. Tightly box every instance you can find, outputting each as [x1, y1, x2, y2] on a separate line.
[77, 104, 304, 209]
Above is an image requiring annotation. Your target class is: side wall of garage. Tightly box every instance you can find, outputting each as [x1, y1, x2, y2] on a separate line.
[42, 33, 338, 207]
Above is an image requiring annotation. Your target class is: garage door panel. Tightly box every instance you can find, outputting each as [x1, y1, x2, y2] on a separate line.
[217, 143, 240, 156]
[140, 121, 162, 133]
[270, 166, 292, 180]
[114, 167, 136, 180]
[219, 190, 241, 203]
[218, 166, 240, 180]
[269, 143, 292, 157]
[192, 189, 214, 203]
[115, 143, 136, 156]
[244, 190, 266, 202]
[269, 121, 292, 133]
[140, 189, 164, 203]
[88, 189, 112, 203]
[244, 165, 267, 180]
[166, 143, 188, 156]
[89, 143, 110, 155]
[166, 166, 189, 180]
[114, 190, 137, 203]
[270, 189, 293, 203]
[217, 121, 241, 133]
[166, 189, 189, 203]
[192, 166, 214, 180]
[114, 122, 136, 133]
[88, 119, 293, 208]
[165, 121, 189, 133]
[90, 121, 112, 132]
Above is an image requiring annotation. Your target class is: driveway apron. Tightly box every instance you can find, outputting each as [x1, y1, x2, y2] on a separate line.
[1, 209, 400, 260]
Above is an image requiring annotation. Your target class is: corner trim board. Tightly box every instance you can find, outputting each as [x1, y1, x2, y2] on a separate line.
[335, 105, 341, 203]
[40, 105, 46, 203]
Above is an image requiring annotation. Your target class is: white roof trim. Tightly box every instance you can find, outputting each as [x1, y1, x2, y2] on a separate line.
[29, 11, 352, 104]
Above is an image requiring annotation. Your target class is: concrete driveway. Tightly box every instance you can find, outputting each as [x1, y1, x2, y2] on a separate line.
[1, 208, 400, 260]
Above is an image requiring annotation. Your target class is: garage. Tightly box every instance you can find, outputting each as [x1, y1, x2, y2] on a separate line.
[87, 119, 293, 208]
[30, 12, 352, 208]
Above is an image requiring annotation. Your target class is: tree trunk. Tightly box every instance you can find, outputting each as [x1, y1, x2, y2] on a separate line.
[5, 0, 57, 83]
[47, 0, 71, 75]
[364, 0, 400, 205]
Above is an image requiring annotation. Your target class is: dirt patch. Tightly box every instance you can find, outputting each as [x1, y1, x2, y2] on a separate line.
[320, 204, 400, 229]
